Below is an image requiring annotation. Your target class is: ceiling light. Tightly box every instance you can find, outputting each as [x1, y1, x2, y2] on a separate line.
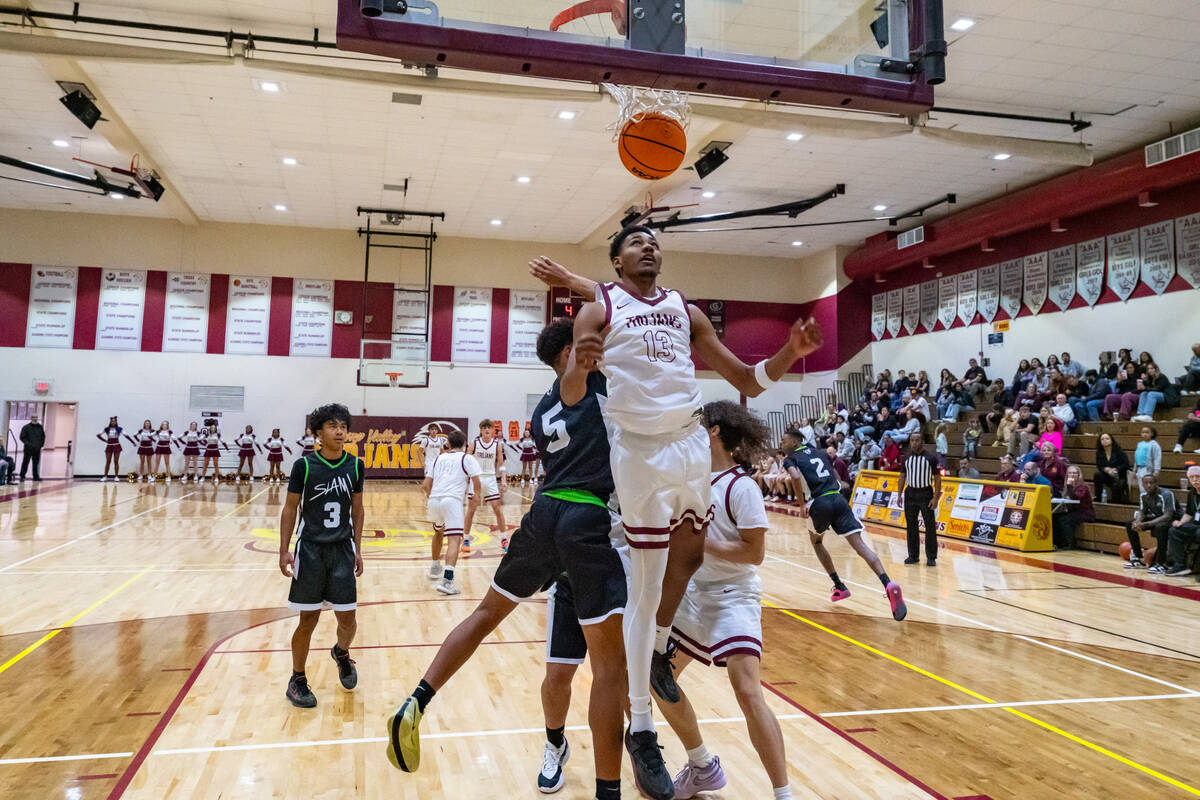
[873, 204, 888, 212]
[260, 81, 280, 92]
[282, 157, 297, 166]
[791, 241, 803, 246]
[980, 239, 996, 253]
[274, 204, 287, 211]
[701, 191, 716, 198]
[109, 192, 124, 199]
[490, 219, 503, 226]
[950, 18, 976, 31]
[52, 139, 69, 148]
[786, 132, 804, 141]
[516, 176, 531, 184]
[992, 152, 1011, 161]
[557, 110, 577, 120]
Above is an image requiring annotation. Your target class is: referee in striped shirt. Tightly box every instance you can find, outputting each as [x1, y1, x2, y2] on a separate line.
[898, 431, 942, 566]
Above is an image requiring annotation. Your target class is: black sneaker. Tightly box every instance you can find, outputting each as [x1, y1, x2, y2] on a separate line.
[926, 559, 937, 567]
[331, 645, 358, 690]
[286, 673, 317, 708]
[625, 728, 674, 800]
[649, 644, 680, 704]
[903, 556, 919, 564]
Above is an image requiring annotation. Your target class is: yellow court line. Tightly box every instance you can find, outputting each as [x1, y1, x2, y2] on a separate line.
[219, 487, 271, 519]
[0, 565, 154, 677]
[763, 600, 1200, 797]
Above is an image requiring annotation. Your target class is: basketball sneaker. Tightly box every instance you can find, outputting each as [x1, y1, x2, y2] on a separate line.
[428, 562, 442, 580]
[831, 585, 851, 602]
[385, 696, 422, 772]
[1148, 564, 1166, 574]
[285, 673, 317, 708]
[460, 537, 472, 555]
[435, 578, 461, 595]
[331, 645, 357, 690]
[624, 728, 675, 800]
[650, 643, 680, 703]
[1124, 558, 1146, 569]
[673, 756, 726, 799]
[886, 581, 907, 621]
[537, 737, 570, 793]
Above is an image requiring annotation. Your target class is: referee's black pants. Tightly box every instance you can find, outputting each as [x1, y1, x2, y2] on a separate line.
[904, 486, 937, 561]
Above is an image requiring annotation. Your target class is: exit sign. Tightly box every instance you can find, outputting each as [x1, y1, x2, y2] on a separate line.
[33, 379, 51, 394]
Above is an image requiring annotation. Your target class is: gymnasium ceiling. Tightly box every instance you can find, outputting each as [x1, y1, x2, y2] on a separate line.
[1, 0, 1199, 258]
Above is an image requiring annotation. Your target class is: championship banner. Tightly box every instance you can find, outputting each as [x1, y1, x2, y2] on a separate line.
[225, 276, 271, 355]
[902, 284, 920, 335]
[1047, 245, 1076, 311]
[919, 279, 938, 332]
[451, 286, 492, 362]
[344, 415, 470, 478]
[850, 470, 1053, 552]
[96, 268, 146, 351]
[977, 264, 999, 322]
[870, 292, 886, 341]
[885, 289, 902, 337]
[1140, 220, 1175, 295]
[1106, 229, 1139, 300]
[508, 289, 547, 363]
[1022, 252, 1047, 314]
[163, 272, 211, 353]
[956, 269, 977, 325]
[1178, 213, 1200, 289]
[937, 276, 956, 330]
[999, 258, 1022, 319]
[288, 278, 332, 357]
[1076, 237, 1105, 306]
[26, 266, 77, 349]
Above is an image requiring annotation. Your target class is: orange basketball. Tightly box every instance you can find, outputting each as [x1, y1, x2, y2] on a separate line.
[619, 113, 687, 180]
[1119, 541, 1131, 562]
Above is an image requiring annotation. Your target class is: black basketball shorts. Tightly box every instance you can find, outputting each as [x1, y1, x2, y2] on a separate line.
[287, 538, 357, 611]
[810, 492, 865, 537]
[546, 576, 588, 664]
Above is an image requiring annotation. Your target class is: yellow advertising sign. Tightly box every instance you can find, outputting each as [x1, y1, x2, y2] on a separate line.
[849, 470, 1053, 552]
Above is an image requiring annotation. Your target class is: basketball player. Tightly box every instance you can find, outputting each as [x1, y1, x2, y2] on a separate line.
[278, 403, 365, 708]
[424, 430, 482, 596]
[386, 319, 629, 800]
[658, 401, 795, 799]
[531, 228, 822, 797]
[781, 429, 907, 620]
[96, 416, 122, 481]
[466, 419, 508, 549]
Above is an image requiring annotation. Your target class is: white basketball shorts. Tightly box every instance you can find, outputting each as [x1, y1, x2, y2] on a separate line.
[670, 574, 763, 667]
[427, 496, 464, 536]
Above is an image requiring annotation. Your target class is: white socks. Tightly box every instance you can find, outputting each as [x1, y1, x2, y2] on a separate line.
[686, 744, 713, 768]
[773, 786, 794, 800]
[654, 625, 672, 655]
[624, 546, 670, 733]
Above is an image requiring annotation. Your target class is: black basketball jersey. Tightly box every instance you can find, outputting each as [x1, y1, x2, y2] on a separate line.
[287, 451, 364, 544]
[783, 444, 841, 500]
[531, 371, 614, 501]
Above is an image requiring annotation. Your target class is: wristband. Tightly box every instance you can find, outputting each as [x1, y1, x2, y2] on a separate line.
[754, 360, 778, 390]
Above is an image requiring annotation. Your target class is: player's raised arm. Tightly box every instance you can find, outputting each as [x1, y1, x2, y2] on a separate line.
[529, 256, 598, 301]
[689, 308, 823, 398]
[561, 301, 606, 406]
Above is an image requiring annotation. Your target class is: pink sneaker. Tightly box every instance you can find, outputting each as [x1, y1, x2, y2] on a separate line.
[673, 756, 726, 799]
[886, 581, 907, 621]
[831, 586, 851, 602]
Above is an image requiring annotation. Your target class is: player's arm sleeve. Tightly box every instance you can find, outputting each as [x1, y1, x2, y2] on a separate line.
[466, 455, 482, 477]
[354, 457, 365, 493]
[287, 458, 307, 494]
[733, 479, 770, 531]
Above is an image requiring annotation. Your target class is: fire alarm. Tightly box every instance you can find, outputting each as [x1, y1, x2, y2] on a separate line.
[33, 379, 51, 395]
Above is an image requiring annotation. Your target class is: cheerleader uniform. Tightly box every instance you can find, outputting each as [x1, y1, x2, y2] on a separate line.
[135, 430, 156, 458]
[180, 429, 202, 457]
[265, 437, 286, 464]
[154, 429, 174, 456]
[297, 435, 315, 457]
[202, 429, 223, 459]
[98, 426, 123, 455]
[519, 438, 538, 463]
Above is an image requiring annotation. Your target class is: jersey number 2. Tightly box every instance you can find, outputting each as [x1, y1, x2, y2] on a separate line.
[642, 330, 676, 363]
[809, 458, 830, 478]
[323, 501, 341, 529]
[541, 403, 570, 454]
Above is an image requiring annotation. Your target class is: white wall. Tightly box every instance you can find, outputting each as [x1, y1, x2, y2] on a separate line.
[868, 290, 1197, 387]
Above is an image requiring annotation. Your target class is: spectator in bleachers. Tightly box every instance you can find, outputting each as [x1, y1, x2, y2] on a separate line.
[914, 370, 931, 397]
[1047, 367, 1069, 399]
[963, 417, 982, 461]
[995, 455, 1019, 483]
[1036, 441, 1069, 495]
[1038, 416, 1064, 455]
[1176, 342, 1200, 391]
[992, 408, 1018, 448]
[818, 402, 839, 431]
[1020, 460, 1052, 489]
[1011, 359, 1034, 392]
[1060, 352, 1085, 379]
[957, 458, 980, 479]
[851, 404, 875, 442]
[1046, 354, 1061, 371]
[859, 439, 882, 472]
[1032, 366, 1051, 396]
[1131, 363, 1175, 422]
[874, 406, 899, 441]
[832, 410, 850, 441]
[884, 409, 922, 445]
[835, 431, 856, 462]
[1172, 397, 1200, 454]
[879, 438, 903, 472]
[1127, 474, 1175, 572]
[989, 379, 1014, 410]
[1137, 351, 1156, 377]
[1050, 394, 1076, 432]
[934, 384, 956, 422]
[1102, 363, 1141, 420]
[1008, 406, 1038, 457]
[938, 368, 957, 394]
[1082, 370, 1113, 422]
[934, 423, 948, 470]
[963, 357, 988, 400]
[1133, 426, 1162, 487]
[947, 382, 976, 423]
[892, 370, 913, 409]
[826, 445, 852, 491]
[1097, 351, 1119, 380]
[902, 388, 930, 423]
[795, 417, 817, 448]
[1016, 381, 1043, 412]
[1163, 466, 1200, 577]
[1052, 465, 1095, 550]
[1093, 432, 1130, 504]
[0, 444, 13, 485]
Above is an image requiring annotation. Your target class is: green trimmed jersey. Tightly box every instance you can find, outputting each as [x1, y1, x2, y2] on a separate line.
[288, 451, 364, 544]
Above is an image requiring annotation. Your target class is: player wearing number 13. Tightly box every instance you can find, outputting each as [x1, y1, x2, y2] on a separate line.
[278, 403, 365, 709]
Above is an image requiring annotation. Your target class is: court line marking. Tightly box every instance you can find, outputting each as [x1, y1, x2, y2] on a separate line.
[218, 487, 272, 519]
[765, 601, 1200, 797]
[0, 563, 492, 575]
[0, 566, 153, 677]
[0, 752, 134, 766]
[0, 493, 194, 573]
[819, 692, 1200, 717]
[764, 554, 1197, 694]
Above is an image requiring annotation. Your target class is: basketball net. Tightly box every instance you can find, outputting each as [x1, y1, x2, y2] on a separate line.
[603, 83, 691, 140]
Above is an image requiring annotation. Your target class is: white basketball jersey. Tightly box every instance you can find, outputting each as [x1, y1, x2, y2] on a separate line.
[473, 438, 498, 475]
[598, 282, 702, 436]
[693, 467, 769, 584]
[429, 451, 482, 500]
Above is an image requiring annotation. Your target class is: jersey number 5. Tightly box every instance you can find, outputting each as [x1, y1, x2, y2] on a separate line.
[541, 402, 571, 454]
[642, 330, 676, 363]
[323, 501, 341, 529]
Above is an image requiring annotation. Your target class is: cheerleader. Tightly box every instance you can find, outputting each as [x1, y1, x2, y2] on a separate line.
[517, 430, 538, 484]
[296, 427, 316, 457]
[96, 416, 123, 482]
[263, 428, 292, 483]
[129, 419, 155, 481]
[153, 420, 175, 480]
[199, 420, 226, 483]
[234, 425, 260, 482]
[177, 422, 202, 482]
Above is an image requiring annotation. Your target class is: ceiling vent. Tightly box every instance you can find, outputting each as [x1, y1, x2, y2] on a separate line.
[1145, 126, 1200, 167]
[896, 225, 925, 249]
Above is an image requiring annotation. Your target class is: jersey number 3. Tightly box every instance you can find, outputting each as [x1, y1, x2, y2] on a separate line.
[323, 501, 341, 529]
[541, 403, 571, 454]
[642, 330, 676, 363]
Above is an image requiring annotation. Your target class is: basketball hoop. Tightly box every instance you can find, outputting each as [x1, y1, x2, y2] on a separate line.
[603, 83, 691, 141]
[385, 371, 403, 388]
[549, 0, 627, 35]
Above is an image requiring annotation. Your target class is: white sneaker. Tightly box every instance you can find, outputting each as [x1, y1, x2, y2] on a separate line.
[99, 476, 108, 482]
[537, 738, 570, 793]
[1174, 444, 1184, 453]
[1124, 558, 1145, 569]
[1147, 564, 1165, 574]
[165, 476, 172, 483]
[435, 578, 461, 595]
[428, 562, 442, 581]
[1132, 414, 1152, 422]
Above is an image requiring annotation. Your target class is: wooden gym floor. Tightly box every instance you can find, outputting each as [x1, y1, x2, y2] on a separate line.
[1, 479, 1199, 800]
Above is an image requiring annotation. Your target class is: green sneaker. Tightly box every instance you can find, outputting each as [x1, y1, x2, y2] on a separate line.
[386, 696, 423, 772]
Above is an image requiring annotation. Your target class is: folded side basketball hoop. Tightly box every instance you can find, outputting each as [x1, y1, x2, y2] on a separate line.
[549, 0, 627, 35]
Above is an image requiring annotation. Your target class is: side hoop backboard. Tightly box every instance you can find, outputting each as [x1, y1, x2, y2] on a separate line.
[338, 0, 939, 116]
